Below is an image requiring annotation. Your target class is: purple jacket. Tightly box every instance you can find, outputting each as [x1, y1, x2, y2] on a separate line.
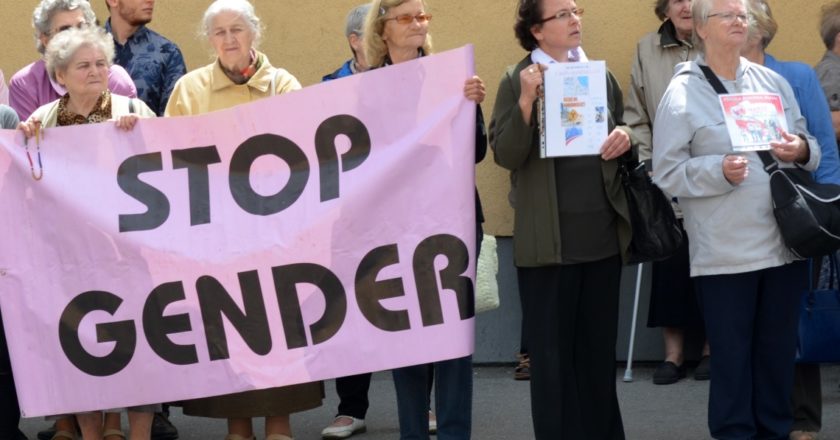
[9, 59, 137, 121]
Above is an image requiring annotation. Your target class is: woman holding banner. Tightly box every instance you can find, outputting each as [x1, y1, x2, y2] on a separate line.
[18, 26, 156, 440]
[360, 0, 487, 438]
[164, 1, 322, 440]
[488, 0, 634, 438]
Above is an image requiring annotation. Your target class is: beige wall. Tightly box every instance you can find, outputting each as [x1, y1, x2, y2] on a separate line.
[2, 0, 833, 235]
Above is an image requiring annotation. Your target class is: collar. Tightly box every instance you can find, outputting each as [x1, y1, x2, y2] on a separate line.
[658, 20, 692, 49]
[383, 48, 425, 67]
[696, 53, 748, 82]
[104, 18, 150, 46]
[530, 47, 588, 64]
[823, 49, 840, 65]
[211, 51, 274, 93]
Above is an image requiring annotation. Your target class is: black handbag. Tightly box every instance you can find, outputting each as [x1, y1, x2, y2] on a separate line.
[797, 254, 840, 363]
[700, 65, 840, 258]
[619, 158, 684, 264]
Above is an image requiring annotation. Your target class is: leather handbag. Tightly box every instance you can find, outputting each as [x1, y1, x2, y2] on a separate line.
[700, 65, 840, 258]
[797, 254, 840, 363]
[619, 158, 684, 264]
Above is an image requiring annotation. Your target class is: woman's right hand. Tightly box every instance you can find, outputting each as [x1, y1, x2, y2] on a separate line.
[723, 154, 749, 185]
[518, 63, 547, 123]
[18, 119, 41, 140]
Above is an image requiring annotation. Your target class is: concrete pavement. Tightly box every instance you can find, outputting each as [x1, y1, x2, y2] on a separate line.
[18, 364, 840, 439]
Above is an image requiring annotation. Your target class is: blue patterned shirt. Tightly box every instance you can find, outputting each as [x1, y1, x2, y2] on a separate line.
[106, 20, 186, 116]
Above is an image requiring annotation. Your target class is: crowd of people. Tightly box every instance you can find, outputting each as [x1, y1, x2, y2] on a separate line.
[1, 0, 839, 439]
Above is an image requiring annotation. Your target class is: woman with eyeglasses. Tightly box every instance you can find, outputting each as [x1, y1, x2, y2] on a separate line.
[653, 0, 821, 437]
[489, 0, 634, 438]
[360, 0, 487, 438]
[8, 0, 136, 122]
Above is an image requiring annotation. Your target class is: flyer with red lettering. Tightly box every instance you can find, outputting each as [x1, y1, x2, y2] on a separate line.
[718, 93, 788, 152]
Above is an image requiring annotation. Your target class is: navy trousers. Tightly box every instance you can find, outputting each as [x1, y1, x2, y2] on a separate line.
[695, 261, 806, 440]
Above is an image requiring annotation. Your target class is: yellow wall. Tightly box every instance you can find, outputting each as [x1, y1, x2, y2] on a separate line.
[1, 0, 832, 235]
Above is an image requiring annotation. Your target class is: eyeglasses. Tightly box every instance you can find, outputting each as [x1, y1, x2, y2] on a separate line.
[538, 8, 584, 24]
[707, 11, 751, 24]
[48, 22, 88, 37]
[383, 13, 432, 25]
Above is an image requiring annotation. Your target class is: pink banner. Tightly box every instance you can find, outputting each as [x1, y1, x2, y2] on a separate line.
[0, 46, 477, 417]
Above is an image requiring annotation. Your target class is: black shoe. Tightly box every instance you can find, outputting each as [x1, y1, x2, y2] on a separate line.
[151, 412, 179, 440]
[694, 355, 711, 381]
[652, 361, 686, 385]
[36, 423, 55, 440]
[17, 429, 27, 440]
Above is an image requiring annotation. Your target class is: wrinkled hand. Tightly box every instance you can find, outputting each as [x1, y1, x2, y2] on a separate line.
[518, 63, 548, 108]
[114, 114, 140, 131]
[463, 75, 486, 104]
[723, 154, 749, 185]
[770, 130, 808, 164]
[600, 128, 631, 160]
[18, 119, 41, 140]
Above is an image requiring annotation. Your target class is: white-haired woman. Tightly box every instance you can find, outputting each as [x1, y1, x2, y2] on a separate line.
[653, 0, 822, 437]
[9, 0, 136, 122]
[19, 26, 155, 440]
[360, 1, 486, 439]
[165, 2, 322, 439]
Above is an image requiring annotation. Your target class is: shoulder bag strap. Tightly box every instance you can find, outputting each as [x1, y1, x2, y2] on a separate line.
[698, 64, 777, 172]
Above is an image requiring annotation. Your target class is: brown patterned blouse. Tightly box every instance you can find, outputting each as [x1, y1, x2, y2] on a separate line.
[56, 90, 112, 126]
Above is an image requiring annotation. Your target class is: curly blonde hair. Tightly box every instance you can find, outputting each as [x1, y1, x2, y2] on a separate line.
[361, 0, 433, 67]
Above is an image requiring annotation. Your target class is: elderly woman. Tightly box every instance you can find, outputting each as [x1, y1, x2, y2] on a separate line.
[652, 0, 822, 437]
[360, 0, 486, 438]
[489, 0, 634, 438]
[741, 2, 840, 439]
[9, 0, 136, 122]
[164, 2, 321, 440]
[624, 0, 710, 386]
[19, 26, 155, 440]
[816, 2, 840, 139]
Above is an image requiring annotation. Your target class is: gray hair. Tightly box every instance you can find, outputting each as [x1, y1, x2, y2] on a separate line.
[345, 4, 371, 37]
[45, 26, 114, 82]
[691, 0, 748, 52]
[201, 0, 263, 48]
[32, 0, 97, 55]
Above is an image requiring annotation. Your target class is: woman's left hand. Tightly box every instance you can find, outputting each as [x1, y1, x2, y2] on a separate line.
[115, 114, 140, 131]
[463, 75, 486, 104]
[770, 130, 809, 164]
[600, 128, 631, 160]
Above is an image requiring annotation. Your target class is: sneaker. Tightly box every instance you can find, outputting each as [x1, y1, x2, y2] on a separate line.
[36, 425, 55, 440]
[321, 415, 366, 439]
[694, 355, 711, 381]
[429, 411, 437, 435]
[514, 353, 530, 381]
[652, 361, 686, 385]
[151, 412, 179, 440]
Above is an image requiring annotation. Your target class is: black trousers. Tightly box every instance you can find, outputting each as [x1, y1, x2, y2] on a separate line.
[0, 310, 20, 438]
[791, 363, 821, 432]
[518, 255, 625, 440]
[335, 373, 372, 419]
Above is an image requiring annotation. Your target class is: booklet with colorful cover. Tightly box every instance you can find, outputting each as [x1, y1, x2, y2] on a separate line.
[718, 93, 788, 152]
[539, 61, 608, 158]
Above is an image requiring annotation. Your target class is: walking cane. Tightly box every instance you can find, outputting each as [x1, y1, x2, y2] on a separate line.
[623, 263, 644, 382]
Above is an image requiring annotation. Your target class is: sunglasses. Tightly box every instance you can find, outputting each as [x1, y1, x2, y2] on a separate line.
[383, 13, 432, 25]
[48, 22, 88, 37]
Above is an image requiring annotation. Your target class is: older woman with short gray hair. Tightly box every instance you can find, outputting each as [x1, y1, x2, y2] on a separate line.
[19, 26, 155, 440]
[165, 3, 320, 438]
[653, 0, 822, 437]
[8, 0, 136, 121]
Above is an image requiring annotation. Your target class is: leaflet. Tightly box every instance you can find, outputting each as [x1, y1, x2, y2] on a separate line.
[540, 61, 608, 158]
[718, 93, 788, 152]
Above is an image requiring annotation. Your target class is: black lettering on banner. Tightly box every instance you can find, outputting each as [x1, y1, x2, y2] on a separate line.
[143, 281, 198, 365]
[229, 134, 309, 216]
[117, 153, 170, 232]
[315, 115, 371, 202]
[272, 264, 347, 349]
[355, 244, 411, 332]
[196, 271, 272, 361]
[413, 234, 475, 326]
[58, 291, 136, 377]
[172, 146, 222, 226]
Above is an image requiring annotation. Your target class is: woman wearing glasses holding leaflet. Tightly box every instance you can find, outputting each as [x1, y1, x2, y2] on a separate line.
[653, 0, 820, 438]
[489, 0, 634, 438]
[361, 0, 487, 438]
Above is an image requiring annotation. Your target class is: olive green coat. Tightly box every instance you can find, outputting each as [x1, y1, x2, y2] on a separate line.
[489, 55, 635, 267]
